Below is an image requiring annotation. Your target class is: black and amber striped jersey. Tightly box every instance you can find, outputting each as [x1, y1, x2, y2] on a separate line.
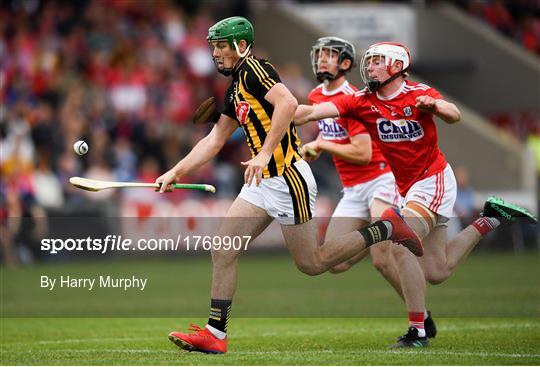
[222, 55, 302, 178]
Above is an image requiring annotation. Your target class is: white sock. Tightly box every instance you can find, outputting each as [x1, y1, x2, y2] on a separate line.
[205, 324, 227, 339]
[424, 310, 429, 319]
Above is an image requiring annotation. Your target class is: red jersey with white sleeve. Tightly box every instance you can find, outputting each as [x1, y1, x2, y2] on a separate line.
[308, 81, 391, 188]
[331, 80, 448, 196]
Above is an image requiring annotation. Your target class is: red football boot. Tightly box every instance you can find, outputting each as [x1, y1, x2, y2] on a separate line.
[381, 208, 424, 257]
[168, 324, 227, 354]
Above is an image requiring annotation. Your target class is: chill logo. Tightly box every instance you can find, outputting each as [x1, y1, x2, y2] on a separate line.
[318, 118, 348, 140]
[377, 118, 424, 142]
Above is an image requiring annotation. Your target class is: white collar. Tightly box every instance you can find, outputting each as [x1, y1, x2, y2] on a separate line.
[376, 81, 406, 101]
[322, 80, 350, 96]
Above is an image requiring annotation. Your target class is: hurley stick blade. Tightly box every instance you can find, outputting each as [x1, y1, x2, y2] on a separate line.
[70, 177, 216, 193]
[69, 177, 156, 191]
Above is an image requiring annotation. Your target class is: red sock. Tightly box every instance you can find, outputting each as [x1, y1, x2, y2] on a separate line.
[408, 311, 424, 331]
[472, 217, 500, 236]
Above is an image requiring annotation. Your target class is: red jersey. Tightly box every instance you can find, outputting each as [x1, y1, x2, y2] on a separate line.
[308, 81, 391, 188]
[331, 81, 448, 196]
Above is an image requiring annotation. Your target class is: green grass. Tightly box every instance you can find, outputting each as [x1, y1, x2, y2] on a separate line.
[1, 253, 540, 364]
[1, 318, 539, 365]
[2, 253, 539, 317]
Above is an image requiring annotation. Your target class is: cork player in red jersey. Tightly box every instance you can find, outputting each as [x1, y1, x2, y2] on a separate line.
[295, 41, 537, 347]
[298, 37, 437, 339]
[302, 37, 398, 272]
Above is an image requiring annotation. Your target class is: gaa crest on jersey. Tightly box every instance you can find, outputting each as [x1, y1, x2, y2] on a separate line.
[403, 106, 413, 116]
[377, 118, 424, 142]
[318, 118, 348, 140]
[235, 101, 250, 125]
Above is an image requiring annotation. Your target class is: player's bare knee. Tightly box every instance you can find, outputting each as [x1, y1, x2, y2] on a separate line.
[371, 255, 391, 275]
[369, 244, 390, 273]
[425, 268, 451, 285]
[425, 274, 445, 285]
[317, 240, 347, 271]
[390, 244, 410, 263]
[295, 263, 324, 276]
[329, 263, 351, 274]
[294, 259, 325, 276]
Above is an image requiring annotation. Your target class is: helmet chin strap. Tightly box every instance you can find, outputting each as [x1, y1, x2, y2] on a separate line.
[316, 63, 350, 82]
[316, 71, 335, 82]
[233, 40, 251, 58]
[367, 71, 403, 92]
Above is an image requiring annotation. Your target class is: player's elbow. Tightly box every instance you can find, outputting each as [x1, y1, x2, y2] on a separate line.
[444, 105, 461, 124]
[451, 110, 461, 123]
[275, 96, 298, 124]
[284, 96, 298, 115]
[293, 104, 313, 126]
[351, 148, 372, 165]
[357, 151, 372, 165]
[445, 111, 460, 124]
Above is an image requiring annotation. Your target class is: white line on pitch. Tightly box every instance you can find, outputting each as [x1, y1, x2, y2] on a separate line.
[2, 322, 537, 346]
[2, 348, 539, 359]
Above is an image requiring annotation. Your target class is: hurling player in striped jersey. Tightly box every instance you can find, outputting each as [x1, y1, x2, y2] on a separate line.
[295, 41, 537, 347]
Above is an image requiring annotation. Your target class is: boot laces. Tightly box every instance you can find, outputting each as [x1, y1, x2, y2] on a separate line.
[187, 324, 207, 334]
[398, 327, 419, 341]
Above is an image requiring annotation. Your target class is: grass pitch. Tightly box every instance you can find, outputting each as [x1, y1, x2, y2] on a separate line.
[1, 253, 539, 365]
[2, 317, 539, 365]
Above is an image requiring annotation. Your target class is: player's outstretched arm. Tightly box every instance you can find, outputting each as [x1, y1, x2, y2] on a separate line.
[416, 96, 461, 124]
[242, 83, 297, 186]
[318, 134, 373, 165]
[156, 114, 238, 192]
[294, 102, 339, 125]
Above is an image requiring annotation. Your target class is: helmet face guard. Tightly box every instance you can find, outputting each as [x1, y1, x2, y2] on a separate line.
[360, 42, 410, 92]
[207, 16, 254, 75]
[310, 37, 356, 82]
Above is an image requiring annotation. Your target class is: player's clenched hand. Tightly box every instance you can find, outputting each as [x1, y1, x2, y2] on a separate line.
[415, 95, 437, 114]
[301, 140, 322, 162]
[241, 151, 272, 187]
[155, 169, 179, 193]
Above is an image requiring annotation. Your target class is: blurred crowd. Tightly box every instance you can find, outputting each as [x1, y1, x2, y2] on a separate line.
[1, 0, 250, 210]
[1, 0, 536, 265]
[454, 0, 540, 55]
[0, 0, 234, 264]
[451, 0, 539, 147]
[0, 0, 317, 265]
